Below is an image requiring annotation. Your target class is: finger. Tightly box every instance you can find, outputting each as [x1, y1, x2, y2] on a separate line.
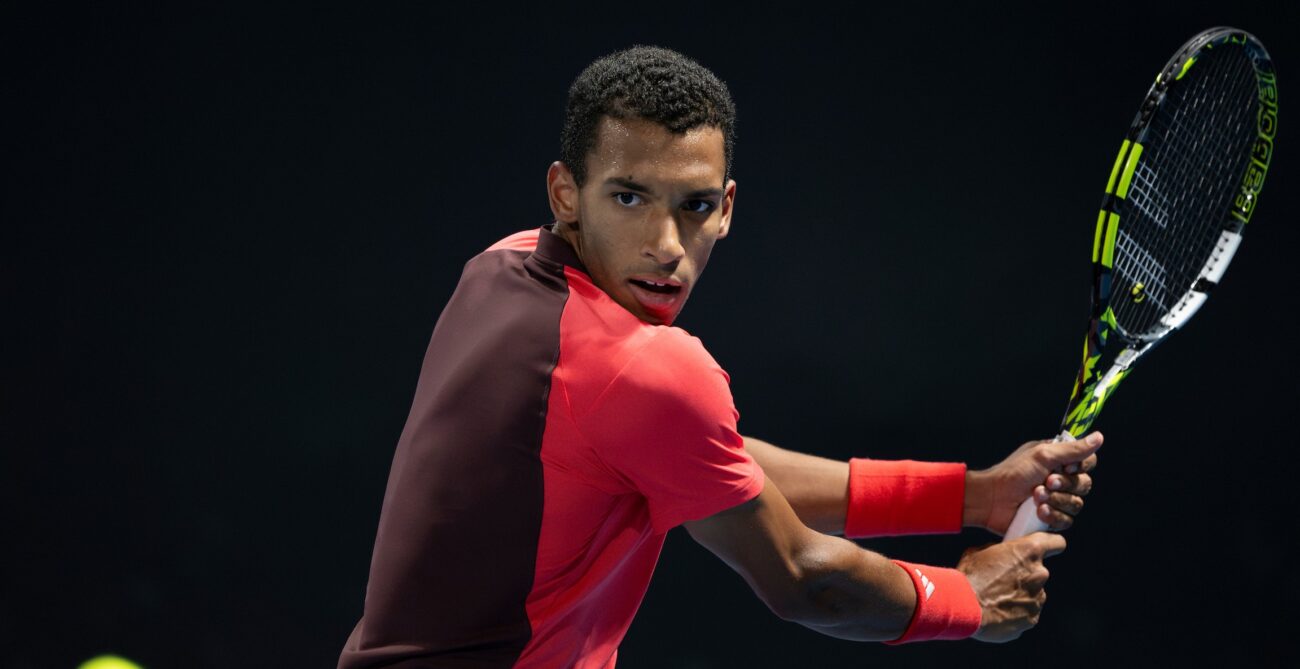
[1064, 453, 1098, 475]
[1030, 487, 1066, 525]
[1035, 488, 1084, 514]
[1023, 590, 1045, 625]
[1047, 492, 1084, 515]
[1047, 472, 1093, 496]
[1042, 432, 1103, 471]
[1027, 565, 1051, 590]
[1025, 531, 1067, 558]
[1035, 502, 1075, 530]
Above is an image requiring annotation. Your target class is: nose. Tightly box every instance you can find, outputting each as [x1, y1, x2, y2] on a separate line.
[642, 214, 685, 266]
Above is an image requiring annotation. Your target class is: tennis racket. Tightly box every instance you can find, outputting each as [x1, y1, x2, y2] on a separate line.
[1004, 27, 1278, 540]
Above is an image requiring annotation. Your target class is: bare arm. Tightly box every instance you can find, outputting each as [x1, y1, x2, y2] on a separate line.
[685, 477, 1067, 643]
[742, 436, 849, 534]
[683, 478, 916, 641]
[744, 434, 1101, 537]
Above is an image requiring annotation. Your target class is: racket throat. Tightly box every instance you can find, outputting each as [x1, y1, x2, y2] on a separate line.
[1061, 346, 1146, 438]
[1091, 347, 1141, 398]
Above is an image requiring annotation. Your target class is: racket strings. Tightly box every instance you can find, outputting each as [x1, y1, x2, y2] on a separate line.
[1110, 45, 1259, 339]
[1123, 75, 1227, 330]
[1127, 162, 1173, 229]
[1114, 229, 1172, 313]
[1158, 52, 1256, 301]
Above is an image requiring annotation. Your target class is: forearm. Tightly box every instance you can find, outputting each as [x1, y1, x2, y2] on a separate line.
[744, 436, 848, 534]
[784, 533, 917, 641]
[686, 480, 979, 645]
[745, 435, 980, 534]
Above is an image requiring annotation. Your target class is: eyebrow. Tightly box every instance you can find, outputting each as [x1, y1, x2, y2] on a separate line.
[603, 177, 724, 200]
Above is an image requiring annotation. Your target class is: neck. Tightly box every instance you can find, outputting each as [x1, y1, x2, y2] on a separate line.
[554, 220, 583, 262]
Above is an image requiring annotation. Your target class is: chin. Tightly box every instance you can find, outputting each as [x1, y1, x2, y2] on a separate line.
[639, 305, 678, 326]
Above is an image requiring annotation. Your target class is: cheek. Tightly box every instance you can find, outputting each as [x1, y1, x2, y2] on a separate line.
[687, 234, 718, 268]
[578, 224, 631, 283]
[688, 251, 712, 277]
[584, 226, 621, 262]
[587, 219, 639, 260]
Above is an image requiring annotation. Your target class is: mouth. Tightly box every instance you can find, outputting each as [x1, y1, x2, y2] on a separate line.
[626, 276, 685, 316]
[628, 277, 682, 294]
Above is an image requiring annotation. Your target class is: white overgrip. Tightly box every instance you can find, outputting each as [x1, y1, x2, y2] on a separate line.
[1001, 429, 1074, 541]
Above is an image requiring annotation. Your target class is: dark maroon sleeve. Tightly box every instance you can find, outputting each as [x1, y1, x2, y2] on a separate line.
[339, 239, 568, 668]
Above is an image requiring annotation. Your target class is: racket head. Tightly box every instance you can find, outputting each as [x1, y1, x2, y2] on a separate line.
[1060, 27, 1277, 437]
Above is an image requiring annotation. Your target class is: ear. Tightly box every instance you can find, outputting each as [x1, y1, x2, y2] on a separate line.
[547, 161, 581, 224]
[717, 178, 737, 239]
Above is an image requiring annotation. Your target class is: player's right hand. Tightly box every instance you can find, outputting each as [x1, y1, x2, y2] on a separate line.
[957, 532, 1066, 643]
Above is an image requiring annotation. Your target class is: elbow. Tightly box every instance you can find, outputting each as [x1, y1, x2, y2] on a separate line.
[764, 589, 813, 624]
[759, 543, 839, 625]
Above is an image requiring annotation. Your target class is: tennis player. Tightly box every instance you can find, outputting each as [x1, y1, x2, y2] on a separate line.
[338, 45, 1100, 669]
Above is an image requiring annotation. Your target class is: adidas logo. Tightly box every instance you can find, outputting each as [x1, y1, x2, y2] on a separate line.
[913, 568, 935, 600]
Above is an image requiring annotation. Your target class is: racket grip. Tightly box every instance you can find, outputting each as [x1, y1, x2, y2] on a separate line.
[1001, 430, 1075, 541]
[1003, 497, 1048, 540]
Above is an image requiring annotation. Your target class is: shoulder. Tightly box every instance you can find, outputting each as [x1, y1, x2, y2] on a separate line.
[624, 328, 727, 392]
[585, 327, 734, 428]
[564, 273, 722, 377]
[557, 316, 730, 426]
[484, 228, 540, 253]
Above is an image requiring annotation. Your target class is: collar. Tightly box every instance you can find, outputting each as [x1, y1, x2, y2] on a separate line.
[533, 223, 588, 275]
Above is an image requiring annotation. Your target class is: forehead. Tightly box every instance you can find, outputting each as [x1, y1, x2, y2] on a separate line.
[587, 116, 726, 186]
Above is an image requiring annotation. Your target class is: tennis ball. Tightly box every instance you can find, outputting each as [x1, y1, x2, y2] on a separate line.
[77, 655, 143, 669]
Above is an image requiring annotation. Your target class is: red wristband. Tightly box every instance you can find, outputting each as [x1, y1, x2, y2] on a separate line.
[845, 459, 966, 538]
[886, 560, 982, 644]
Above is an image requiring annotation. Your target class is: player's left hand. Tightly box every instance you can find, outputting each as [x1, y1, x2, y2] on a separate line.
[965, 432, 1102, 536]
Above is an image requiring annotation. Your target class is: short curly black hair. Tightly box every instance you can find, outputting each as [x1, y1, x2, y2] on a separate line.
[560, 45, 736, 188]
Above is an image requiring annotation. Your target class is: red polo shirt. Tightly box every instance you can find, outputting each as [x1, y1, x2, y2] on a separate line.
[340, 226, 764, 668]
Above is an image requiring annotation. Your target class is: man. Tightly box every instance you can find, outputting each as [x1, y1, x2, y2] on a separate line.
[339, 46, 1100, 668]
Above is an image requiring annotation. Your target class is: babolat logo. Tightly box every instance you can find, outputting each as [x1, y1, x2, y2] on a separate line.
[1130, 282, 1147, 303]
[1233, 68, 1277, 223]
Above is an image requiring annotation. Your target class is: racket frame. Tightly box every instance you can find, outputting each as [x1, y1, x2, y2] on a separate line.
[1060, 27, 1275, 440]
[1003, 28, 1276, 540]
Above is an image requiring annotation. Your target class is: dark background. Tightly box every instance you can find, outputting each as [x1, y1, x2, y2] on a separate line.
[5, 2, 1297, 667]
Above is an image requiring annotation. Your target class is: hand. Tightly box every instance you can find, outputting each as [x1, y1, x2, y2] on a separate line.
[959, 532, 1066, 643]
[965, 432, 1102, 536]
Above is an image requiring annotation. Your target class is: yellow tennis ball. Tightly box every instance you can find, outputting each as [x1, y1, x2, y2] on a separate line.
[77, 655, 143, 669]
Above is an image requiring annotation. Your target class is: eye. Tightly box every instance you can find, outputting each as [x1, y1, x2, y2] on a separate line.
[683, 199, 716, 214]
[614, 192, 643, 207]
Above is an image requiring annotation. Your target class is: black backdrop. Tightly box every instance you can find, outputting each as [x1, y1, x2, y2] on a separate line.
[6, 3, 1297, 667]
